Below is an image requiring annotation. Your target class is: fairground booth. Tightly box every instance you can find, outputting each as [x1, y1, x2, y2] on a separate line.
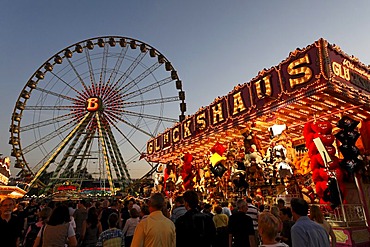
[145, 39, 370, 246]
[0, 156, 26, 200]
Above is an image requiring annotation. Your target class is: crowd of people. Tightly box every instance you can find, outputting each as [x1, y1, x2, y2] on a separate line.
[0, 192, 336, 247]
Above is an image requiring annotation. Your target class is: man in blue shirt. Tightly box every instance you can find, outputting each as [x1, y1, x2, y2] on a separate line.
[291, 198, 330, 247]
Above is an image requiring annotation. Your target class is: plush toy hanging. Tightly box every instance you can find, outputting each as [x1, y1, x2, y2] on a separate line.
[209, 142, 227, 178]
[336, 116, 363, 175]
[179, 153, 195, 190]
[303, 120, 345, 206]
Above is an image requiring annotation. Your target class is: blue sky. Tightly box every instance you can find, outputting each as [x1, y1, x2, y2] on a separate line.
[1, 1, 370, 178]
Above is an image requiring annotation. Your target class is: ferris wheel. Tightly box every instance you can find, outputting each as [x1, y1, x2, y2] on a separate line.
[9, 36, 186, 193]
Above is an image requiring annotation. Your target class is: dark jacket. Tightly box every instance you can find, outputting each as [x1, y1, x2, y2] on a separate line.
[176, 208, 216, 247]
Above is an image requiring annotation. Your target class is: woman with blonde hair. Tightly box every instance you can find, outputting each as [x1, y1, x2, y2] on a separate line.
[309, 205, 336, 247]
[258, 212, 288, 247]
[270, 206, 283, 237]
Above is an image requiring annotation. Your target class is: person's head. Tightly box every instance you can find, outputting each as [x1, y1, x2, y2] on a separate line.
[270, 206, 280, 218]
[259, 204, 265, 213]
[140, 204, 150, 217]
[48, 204, 70, 226]
[30, 198, 38, 206]
[108, 213, 119, 228]
[277, 198, 285, 209]
[17, 202, 25, 211]
[258, 212, 280, 243]
[39, 207, 52, 224]
[309, 205, 324, 224]
[78, 199, 87, 209]
[102, 199, 109, 208]
[236, 199, 247, 213]
[215, 205, 223, 214]
[0, 197, 15, 216]
[130, 208, 140, 218]
[290, 198, 308, 220]
[279, 207, 292, 221]
[203, 203, 212, 213]
[246, 198, 253, 204]
[174, 196, 185, 206]
[110, 201, 118, 209]
[183, 190, 199, 210]
[221, 201, 228, 208]
[128, 199, 134, 210]
[149, 193, 165, 213]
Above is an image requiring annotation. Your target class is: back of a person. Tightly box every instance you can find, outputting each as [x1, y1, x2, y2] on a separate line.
[176, 210, 215, 247]
[42, 223, 69, 247]
[102, 237, 122, 247]
[292, 218, 329, 247]
[101, 208, 118, 231]
[83, 224, 99, 247]
[229, 211, 253, 247]
[142, 213, 175, 246]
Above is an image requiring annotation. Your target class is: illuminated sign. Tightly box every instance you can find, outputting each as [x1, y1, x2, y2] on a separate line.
[147, 43, 323, 155]
[0, 173, 9, 185]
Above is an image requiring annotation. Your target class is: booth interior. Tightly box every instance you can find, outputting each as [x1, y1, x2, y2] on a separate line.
[145, 39, 370, 246]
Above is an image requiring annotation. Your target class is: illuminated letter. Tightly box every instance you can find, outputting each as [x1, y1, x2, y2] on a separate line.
[196, 112, 207, 130]
[86, 97, 100, 112]
[212, 102, 224, 125]
[155, 138, 161, 151]
[173, 126, 180, 143]
[147, 141, 154, 154]
[255, 75, 272, 99]
[332, 62, 341, 77]
[232, 92, 246, 115]
[163, 132, 170, 146]
[287, 54, 313, 88]
[183, 120, 192, 138]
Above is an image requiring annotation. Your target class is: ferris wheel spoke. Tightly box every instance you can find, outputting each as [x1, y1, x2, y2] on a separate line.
[97, 43, 109, 98]
[84, 47, 97, 96]
[123, 96, 180, 108]
[119, 110, 177, 123]
[105, 112, 154, 138]
[49, 70, 87, 98]
[96, 112, 114, 192]
[103, 122, 131, 180]
[24, 105, 83, 111]
[66, 57, 91, 95]
[20, 113, 75, 132]
[109, 119, 152, 168]
[46, 119, 90, 190]
[75, 131, 95, 174]
[34, 87, 80, 102]
[122, 77, 173, 102]
[26, 112, 93, 190]
[23, 121, 76, 154]
[64, 130, 94, 174]
[118, 62, 161, 95]
[106, 52, 146, 100]
[105, 46, 128, 86]
[100, 125, 124, 186]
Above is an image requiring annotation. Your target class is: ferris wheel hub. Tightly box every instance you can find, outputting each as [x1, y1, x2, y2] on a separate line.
[86, 97, 103, 112]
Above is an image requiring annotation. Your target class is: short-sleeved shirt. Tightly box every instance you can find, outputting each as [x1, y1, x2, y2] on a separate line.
[246, 203, 259, 230]
[291, 216, 330, 247]
[228, 211, 255, 247]
[96, 228, 124, 247]
[0, 215, 23, 247]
